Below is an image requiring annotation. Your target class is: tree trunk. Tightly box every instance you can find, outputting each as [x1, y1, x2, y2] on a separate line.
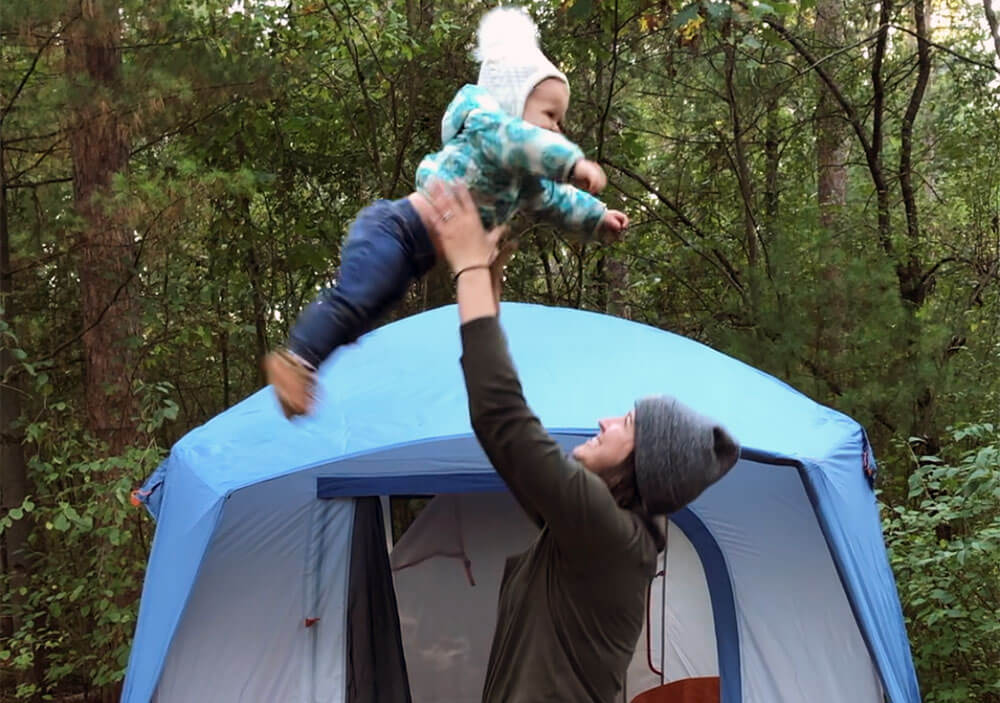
[985, 0, 1000, 63]
[897, 0, 932, 306]
[812, 0, 852, 381]
[723, 37, 760, 325]
[0, 129, 39, 701]
[65, 0, 140, 454]
[244, 236, 269, 387]
[597, 1, 628, 319]
[814, 0, 850, 227]
[604, 256, 629, 318]
[763, 94, 780, 231]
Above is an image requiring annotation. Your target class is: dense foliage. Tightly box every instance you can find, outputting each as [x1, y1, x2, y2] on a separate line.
[1, 0, 997, 699]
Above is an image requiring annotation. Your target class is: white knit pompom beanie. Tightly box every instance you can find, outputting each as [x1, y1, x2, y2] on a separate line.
[474, 6, 568, 119]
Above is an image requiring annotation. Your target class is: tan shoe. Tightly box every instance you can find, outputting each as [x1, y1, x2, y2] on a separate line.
[264, 349, 316, 419]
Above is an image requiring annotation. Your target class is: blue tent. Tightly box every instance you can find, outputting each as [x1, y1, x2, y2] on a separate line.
[123, 303, 920, 703]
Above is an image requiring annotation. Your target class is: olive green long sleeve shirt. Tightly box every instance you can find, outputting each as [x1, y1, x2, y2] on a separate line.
[460, 316, 658, 703]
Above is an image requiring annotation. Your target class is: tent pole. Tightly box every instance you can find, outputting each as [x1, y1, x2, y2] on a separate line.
[380, 495, 394, 552]
[661, 516, 669, 684]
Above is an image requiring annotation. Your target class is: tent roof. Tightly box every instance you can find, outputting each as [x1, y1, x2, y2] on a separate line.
[160, 302, 863, 500]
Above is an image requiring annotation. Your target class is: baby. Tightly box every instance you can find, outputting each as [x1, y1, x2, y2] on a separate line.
[267, 7, 629, 417]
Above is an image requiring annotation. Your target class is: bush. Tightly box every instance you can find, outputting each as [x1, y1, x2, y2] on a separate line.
[0, 386, 171, 700]
[883, 423, 1000, 703]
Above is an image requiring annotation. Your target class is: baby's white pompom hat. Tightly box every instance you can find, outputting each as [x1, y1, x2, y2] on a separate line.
[475, 6, 568, 119]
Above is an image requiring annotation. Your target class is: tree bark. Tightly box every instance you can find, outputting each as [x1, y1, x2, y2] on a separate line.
[812, 0, 852, 379]
[984, 0, 1000, 63]
[897, 0, 932, 306]
[597, 0, 628, 319]
[763, 94, 780, 231]
[723, 36, 760, 325]
[65, 0, 141, 454]
[724, 41, 758, 270]
[0, 127, 38, 701]
[244, 233, 269, 387]
[870, 0, 893, 251]
[814, 0, 850, 227]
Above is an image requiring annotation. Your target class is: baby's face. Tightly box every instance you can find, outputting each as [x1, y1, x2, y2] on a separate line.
[522, 78, 569, 133]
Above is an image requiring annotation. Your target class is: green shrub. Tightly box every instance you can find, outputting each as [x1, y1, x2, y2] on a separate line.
[884, 423, 1000, 702]
[0, 386, 171, 698]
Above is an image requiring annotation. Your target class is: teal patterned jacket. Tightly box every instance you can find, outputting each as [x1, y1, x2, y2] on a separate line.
[416, 84, 607, 237]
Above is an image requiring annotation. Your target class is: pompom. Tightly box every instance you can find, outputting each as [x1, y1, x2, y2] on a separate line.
[475, 7, 540, 62]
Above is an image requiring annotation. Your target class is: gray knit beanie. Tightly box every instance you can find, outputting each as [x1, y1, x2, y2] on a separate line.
[633, 396, 740, 515]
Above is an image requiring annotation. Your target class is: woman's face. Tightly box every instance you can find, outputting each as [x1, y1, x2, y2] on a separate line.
[572, 410, 636, 473]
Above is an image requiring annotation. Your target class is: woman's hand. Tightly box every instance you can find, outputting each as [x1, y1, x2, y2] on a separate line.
[426, 180, 497, 274]
[426, 181, 504, 322]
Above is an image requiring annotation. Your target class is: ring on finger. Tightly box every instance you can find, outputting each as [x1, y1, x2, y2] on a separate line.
[441, 210, 454, 222]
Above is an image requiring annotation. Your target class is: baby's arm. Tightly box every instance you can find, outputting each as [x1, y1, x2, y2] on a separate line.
[521, 177, 623, 240]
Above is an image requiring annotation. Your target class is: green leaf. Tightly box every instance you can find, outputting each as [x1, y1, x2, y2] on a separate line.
[751, 2, 774, 19]
[52, 514, 70, 532]
[705, 2, 731, 19]
[671, 3, 701, 29]
[568, 0, 594, 21]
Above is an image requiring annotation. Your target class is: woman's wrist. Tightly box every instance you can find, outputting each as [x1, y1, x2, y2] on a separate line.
[452, 263, 492, 282]
[456, 266, 497, 323]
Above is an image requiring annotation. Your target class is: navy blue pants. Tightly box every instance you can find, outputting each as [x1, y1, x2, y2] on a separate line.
[288, 198, 437, 368]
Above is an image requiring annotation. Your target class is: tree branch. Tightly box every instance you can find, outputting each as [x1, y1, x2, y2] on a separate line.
[722, 37, 759, 269]
[890, 23, 999, 73]
[0, 17, 74, 128]
[6, 177, 73, 189]
[597, 0, 622, 161]
[871, 0, 891, 171]
[984, 0, 1000, 64]
[899, 0, 931, 245]
[603, 163, 746, 296]
[730, 0, 875, 160]
[731, 0, 893, 252]
[322, 0, 383, 185]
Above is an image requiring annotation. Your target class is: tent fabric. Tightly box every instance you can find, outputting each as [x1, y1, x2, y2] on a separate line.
[125, 302, 919, 703]
[345, 497, 411, 703]
[391, 492, 540, 702]
[628, 521, 718, 696]
[668, 508, 739, 703]
[142, 488, 355, 702]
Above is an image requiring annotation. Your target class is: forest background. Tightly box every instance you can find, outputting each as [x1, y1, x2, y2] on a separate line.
[1, 0, 998, 700]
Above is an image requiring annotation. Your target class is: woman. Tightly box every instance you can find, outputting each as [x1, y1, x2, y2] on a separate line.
[425, 182, 740, 702]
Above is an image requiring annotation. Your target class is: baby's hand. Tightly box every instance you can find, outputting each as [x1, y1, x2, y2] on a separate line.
[570, 159, 607, 194]
[598, 209, 629, 242]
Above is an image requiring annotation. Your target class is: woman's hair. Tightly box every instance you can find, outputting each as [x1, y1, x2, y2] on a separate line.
[604, 453, 666, 552]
